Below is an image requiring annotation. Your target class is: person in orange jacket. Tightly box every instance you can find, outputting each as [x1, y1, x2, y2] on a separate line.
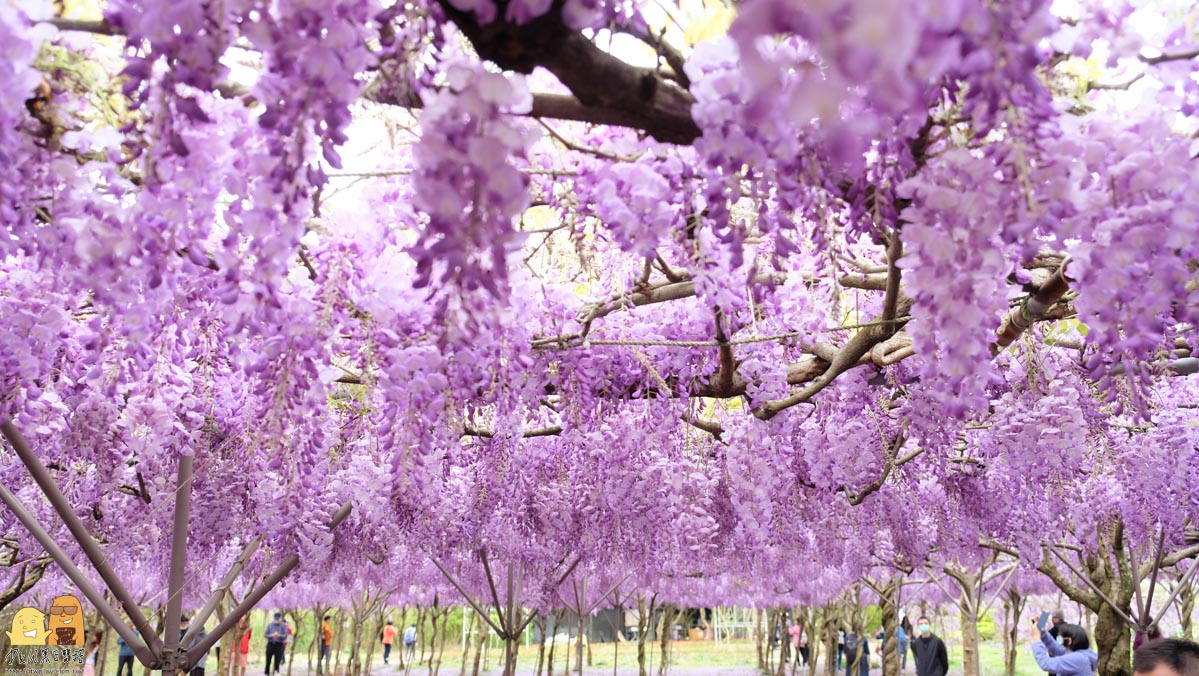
[381, 621, 398, 664]
[317, 615, 334, 676]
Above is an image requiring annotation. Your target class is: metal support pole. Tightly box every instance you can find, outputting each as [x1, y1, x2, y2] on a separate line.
[0, 421, 164, 656]
[187, 499, 352, 662]
[428, 558, 505, 636]
[163, 455, 195, 665]
[180, 536, 262, 647]
[481, 550, 507, 633]
[1142, 529, 1169, 626]
[0, 481, 158, 667]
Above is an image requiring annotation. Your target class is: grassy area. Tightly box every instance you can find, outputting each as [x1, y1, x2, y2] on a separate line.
[973, 641, 1042, 676]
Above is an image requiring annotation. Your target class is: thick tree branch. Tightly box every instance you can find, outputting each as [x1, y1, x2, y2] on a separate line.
[41, 17, 118, 35]
[681, 414, 724, 441]
[755, 297, 913, 420]
[462, 424, 562, 438]
[0, 556, 51, 611]
[1154, 543, 1199, 575]
[1037, 551, 1102, 612]
[436, 1, 700, 144]
[712, 308, 736, 396]
[993, 259, 1071, 352]
[1141, 48, 1199, 64]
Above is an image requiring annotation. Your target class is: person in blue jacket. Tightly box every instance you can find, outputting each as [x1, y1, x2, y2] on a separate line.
[115, 623, 138, 676]
[1030, 621, 1098, 676]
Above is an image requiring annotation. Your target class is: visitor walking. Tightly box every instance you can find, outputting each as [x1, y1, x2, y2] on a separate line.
[403, 625, 417, 663]
[180, 616, 210, 676]
[1029, 621, 1097, 676]
[115, 623, 137, 676]
[280, 613, 292, 666]
[1133, 637, 1199, 675]
[381, 620, 397, 664]
[82, 630, 102, 676]
[789, 621, 808, 667]
[317, 615, 334, 676]
[235, 617, 251, 676]
[909, 616, 948, 676]
[264, 612, 288, 676]
[899, 617, 911, 673]
[837, 628, 846, 670]
[843, 631, 869, 676]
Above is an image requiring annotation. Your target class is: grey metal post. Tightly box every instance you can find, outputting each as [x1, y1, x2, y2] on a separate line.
[180, 536, 262, 647]
[0, 481, 158, 667]
[1, 420, 164, 655]
[162, 454, 195, 672]
[185, 501, 354, 663]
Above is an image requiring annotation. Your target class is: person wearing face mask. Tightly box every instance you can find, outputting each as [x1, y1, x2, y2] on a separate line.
[1030, 621, 1098, 676]
[909, 617, 948, 676]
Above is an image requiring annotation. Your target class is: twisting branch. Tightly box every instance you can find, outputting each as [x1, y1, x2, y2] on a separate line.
[536, 120, 640, 162]
[1141, 48, 1199, 65]
[1088, 73, 1146, 91]
[755, 297, 913, 420]
[0, 555, 52, 611]
[680, 413, 724, 441]
[712, 308, 736, 396]
[628, 26, 691, 89]
[993, 258, 1071, 352]
[846, 432, 908, 505]
[881, 229, 904, 322]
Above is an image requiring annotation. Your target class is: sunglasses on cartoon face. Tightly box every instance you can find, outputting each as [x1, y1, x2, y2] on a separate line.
[50, 606, 79, 615]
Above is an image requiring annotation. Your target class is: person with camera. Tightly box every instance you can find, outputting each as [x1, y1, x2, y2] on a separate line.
[1029, 619, 1097, 676]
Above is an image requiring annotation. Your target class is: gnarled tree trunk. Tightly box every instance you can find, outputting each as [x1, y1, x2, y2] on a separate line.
[636, 597, 655, 676]
[1001, 588, 1025, 676]
[821, 603, 839, 676]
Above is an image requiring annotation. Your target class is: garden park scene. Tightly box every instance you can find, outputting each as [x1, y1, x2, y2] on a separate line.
[1, 0, 1199, 675]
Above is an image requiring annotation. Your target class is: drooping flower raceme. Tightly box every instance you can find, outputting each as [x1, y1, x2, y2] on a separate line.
[411, 63, 539, 299]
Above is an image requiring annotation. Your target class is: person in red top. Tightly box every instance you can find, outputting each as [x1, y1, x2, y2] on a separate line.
[235, 617, 251, 676]
[381, 621, 398, 664]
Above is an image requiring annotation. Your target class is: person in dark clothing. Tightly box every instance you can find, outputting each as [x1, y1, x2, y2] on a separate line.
[900, 616, 913, 673]
[1046, 611, 1067, 676]
[1047, 611, 1066, 639]
[264, 612, 288, 676]
[179, 616, 210, 676]
[843, 632, 870, 676]
[837, 628, 846, 669]
[115, 622, 138, 676]
[1135, 624, 1165, 651]
[1134, 638, 1199, 676]
[910, 616, 948, 676]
